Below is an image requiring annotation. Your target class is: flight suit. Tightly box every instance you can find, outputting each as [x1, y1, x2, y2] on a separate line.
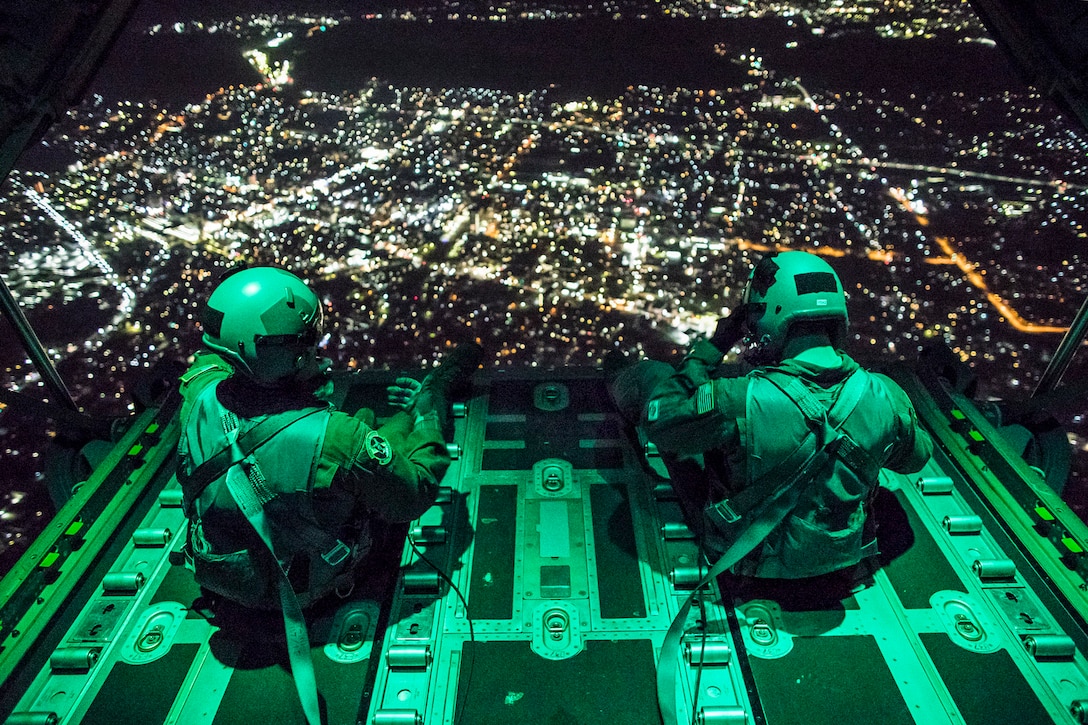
[633, 338, 932, 578]
[177, 350, 451, 608]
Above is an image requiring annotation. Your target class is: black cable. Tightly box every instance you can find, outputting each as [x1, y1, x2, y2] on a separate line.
[407, 535, 476, 724]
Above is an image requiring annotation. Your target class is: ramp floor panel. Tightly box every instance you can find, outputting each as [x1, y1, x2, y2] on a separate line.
[456, 639, 658, 724]
[748, 635, 914, 725]
[921, 634, 1052, 725]
[81, 644, 201, 725]
[7, 370, 1088, 725]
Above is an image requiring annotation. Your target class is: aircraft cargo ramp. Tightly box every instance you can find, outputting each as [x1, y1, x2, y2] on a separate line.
[2, 361, 1088, 725]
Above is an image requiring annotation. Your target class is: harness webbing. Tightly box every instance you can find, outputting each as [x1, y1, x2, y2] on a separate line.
[657, 368, 872, 725]
[221, 423, 323, 725]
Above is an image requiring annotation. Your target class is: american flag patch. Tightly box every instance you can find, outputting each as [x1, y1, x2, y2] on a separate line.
[696, 381, 715, 416]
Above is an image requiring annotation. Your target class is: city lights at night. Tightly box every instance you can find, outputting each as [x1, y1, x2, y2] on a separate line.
[0, 0, 1086, 569]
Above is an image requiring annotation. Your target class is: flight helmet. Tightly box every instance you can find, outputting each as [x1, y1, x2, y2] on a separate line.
[201, 267, 323, 385]
[742, 251, 848, 357]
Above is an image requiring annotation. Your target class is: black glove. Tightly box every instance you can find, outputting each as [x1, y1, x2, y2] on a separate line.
[387, 377, 422, 410]
[709, 305, 747, 352]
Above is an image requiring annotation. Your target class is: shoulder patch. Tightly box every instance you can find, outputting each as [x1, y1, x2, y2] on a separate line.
[364, 431, 393, 466]
[696, 381, 716, 416]
[647, 399, 660, 423]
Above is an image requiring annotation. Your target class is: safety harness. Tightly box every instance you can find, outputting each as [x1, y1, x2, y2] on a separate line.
[657, 368, 876, 725]
[178, 387, 338, 725]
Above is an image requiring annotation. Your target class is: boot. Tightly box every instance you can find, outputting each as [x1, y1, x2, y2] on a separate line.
[420, 342, 484, 400]
[606, 357, 672, 426]
[414, 343, 484, 427]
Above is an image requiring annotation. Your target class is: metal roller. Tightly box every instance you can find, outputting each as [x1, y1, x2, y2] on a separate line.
[452, 401, 467, 418]
[972, 559, 1016, 581]
[49, 647, 100, 671]
[662, 522, 695, 540]
[157, 488, 184, 508]
[3, 714, 59, 725]
[435, 486, 453, 505]
[697, 707, 748, 724]
[446, 442, 460, 460]
[670, 566, 707, 590]
[132, 528, 172, 547]
[387, 645, 432, 670]
[371, 710, 423, 725]
[942, 515, 982, 535]
[102, 571, 145, 594]
[410, 526, 447, 545]
[652, 483, 677, 501]
[684, 639, 731, 665]
[1024, 634, 1076, 660]
[402, 570, 441, 593]
[917, 476, 954, 494]
[1070, 699, 1088, 724]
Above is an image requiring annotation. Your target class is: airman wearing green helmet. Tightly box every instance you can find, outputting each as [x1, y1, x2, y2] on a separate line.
[609, 250, 932, 581]
[176, 266, 483, 609]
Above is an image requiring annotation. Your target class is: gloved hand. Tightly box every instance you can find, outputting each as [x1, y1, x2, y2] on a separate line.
[298, 355, 333, 381]
[388, 375, 447, 429]
[709, 304, 747, 352]
[412, 387, 444, 420]
[387, 377, 423, 411]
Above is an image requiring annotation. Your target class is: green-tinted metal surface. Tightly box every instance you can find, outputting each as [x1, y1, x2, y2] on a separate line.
[81, 643, 200, 724]
[456, 639, 658, 723]
[747, 635, 914, 725]
[469, 485, 518, 619]
[483, 379, 623, 470]
[921, 634, 1054, 725]
[485, 420, 525, 440]
[481, 447, 535, 470]
[214, 646, 372, 725]
[488, 379, 612, 415]
[590, 483, 646, 618]
[149, 562, 205, 618]
[482, 424, 624, 471]
[882, 489, 965, 609]
[724, 573, 861, 614]
[487, 380, 535, 415]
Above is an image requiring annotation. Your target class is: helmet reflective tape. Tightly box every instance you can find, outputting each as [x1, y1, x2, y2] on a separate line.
[794, 271, 838, 296]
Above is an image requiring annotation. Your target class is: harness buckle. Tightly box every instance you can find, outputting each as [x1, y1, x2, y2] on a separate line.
[322, 540, 351, 567]
[708, 498, 741, 525]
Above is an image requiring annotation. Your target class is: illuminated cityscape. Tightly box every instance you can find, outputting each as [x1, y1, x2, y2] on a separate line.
[0, 0, 1086, 571]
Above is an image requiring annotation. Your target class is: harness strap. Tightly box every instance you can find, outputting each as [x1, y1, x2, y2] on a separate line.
[660, 368, 877, 725]
[223, 432, 323, 725]
[762, 369, 880, 482]
[181, 388, 334, 725]
[180, 404, 326, 516]
[659, 433, 835, 725]
[708, 369, 871, 525]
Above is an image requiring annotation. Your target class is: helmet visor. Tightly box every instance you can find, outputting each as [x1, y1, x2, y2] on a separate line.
[253, 326, 320, 351]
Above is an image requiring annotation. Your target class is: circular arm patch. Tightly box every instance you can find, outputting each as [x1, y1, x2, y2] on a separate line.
[364, 431, 393, 466]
